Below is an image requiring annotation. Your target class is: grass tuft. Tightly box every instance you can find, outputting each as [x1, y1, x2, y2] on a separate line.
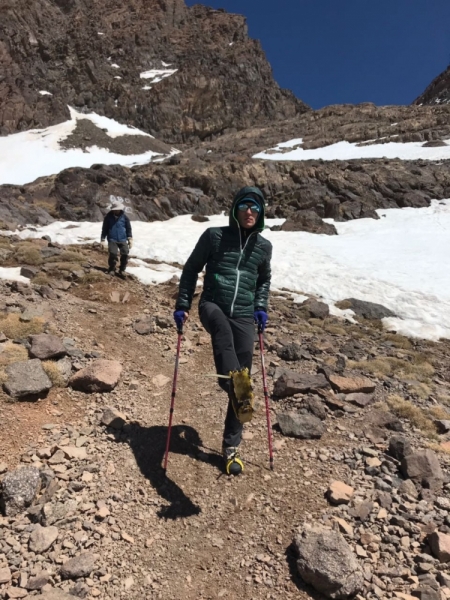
[0, 343, 29, 368]
[42, 361, 67, 387]
[348, 356, 434, 382]
[386, 394, 438, 440]
[0, 314, 45, 339]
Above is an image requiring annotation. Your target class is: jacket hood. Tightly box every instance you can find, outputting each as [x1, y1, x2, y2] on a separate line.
[229, 186, 266, 231]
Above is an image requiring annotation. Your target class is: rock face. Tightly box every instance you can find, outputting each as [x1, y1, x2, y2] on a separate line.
[294, 527, 364, 599]
[0, 466, 41, 517]
[3, 359, 52, 399]
[0, 0, 306, 138]
[277, 411, 325, 439]
[69, 359, 122, 393]
[414, 65, 450, 106]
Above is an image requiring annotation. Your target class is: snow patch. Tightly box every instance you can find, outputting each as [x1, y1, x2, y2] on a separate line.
[0, 268, 29, 283]
[254, 137, 450, 162]
[12, 201, 450, 341]
[110, 64, 120, 69]
[0, 107, 177, 185]
[39, 91, 52, 96]
[139, 69, 178, 84]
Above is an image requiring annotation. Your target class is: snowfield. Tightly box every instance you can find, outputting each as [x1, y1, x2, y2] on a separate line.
[8, 200, 450, 342]
[0, 107, 178, 186]
[254, 137, 450, 161]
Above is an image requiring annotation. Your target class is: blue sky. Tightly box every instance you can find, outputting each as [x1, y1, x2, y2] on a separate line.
[186, 0, 450, 108]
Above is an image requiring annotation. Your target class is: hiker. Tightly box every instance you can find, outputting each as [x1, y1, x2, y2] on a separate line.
[173, 186, 272, 475]
[100, 199, 133, 279]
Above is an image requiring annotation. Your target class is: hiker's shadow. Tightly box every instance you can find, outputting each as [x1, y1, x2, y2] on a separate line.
[114, 422, 223, 520]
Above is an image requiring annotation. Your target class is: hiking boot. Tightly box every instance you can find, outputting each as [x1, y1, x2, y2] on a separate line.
[229, 367, 255, 424]
[107, 268, 116, 275]
[223, 446, 244, 476]
[117, 270, 126, 280]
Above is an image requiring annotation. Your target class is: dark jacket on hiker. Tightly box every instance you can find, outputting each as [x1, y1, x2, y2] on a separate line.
[101, 212, 132, 243]
[176, 187, 272, 319]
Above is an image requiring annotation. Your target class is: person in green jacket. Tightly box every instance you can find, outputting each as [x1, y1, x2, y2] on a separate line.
[173, 186, 272, 475]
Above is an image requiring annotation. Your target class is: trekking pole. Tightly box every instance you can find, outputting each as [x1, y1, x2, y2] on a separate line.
[163, 325, 183, 474]
[258, 325, 274, 471]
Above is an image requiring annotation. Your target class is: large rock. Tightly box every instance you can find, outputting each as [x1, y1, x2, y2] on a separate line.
[277, 411, 325, 439]
[273, 370, 329, 398]
[69, 359, 122, 393]
[400, 450, 443, 491]
[3, 359, 52, 399]
[327, 481, 354, 505]
[338, 298, 396, 320]
[301, 298, 330, 319]
[60, 553, 96, 579]
[0, 466, 41, 516]
[294, 527, 364, 598]
[428, 531, 450, 563]
[29, 334, 67, 360]
[388, 435, 412, 461]
[328, 374, 375, 394]
[29, 525, 59, 553]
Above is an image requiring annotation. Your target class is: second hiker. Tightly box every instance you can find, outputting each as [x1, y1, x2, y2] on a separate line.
[173, 186, 272, 475]
[100, 199, 133, 279]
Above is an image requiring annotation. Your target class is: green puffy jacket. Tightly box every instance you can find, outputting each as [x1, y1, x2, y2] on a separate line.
[176, 186, 272, 318]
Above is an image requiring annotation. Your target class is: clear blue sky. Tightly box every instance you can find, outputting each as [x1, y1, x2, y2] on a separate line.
[186, 0, 450, 108]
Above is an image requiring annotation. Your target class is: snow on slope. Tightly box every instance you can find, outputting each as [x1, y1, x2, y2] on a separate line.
[254, 137, 450, 161]
[0, 107, 178, 186]
[140, 68, 178, 89]
[12, 200, 450, 341]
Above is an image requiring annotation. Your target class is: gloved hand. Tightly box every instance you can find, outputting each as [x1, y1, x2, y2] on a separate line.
[128, 238, 133, 249]
[254, 310, 268, 332]
[101, 239, 108, 252]
[173, 310, 188, 331]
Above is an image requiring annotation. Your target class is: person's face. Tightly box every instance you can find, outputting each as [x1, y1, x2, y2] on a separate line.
[112, 210, 121, 217]
[236, 202, 260, 229]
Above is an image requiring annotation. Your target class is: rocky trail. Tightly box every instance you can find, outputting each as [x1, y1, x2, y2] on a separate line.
[1, 238, 450, 599]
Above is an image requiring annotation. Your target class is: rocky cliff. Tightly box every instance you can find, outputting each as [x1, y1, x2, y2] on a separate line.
[0, 0, 308, 140]
[414, 65, 450, 106]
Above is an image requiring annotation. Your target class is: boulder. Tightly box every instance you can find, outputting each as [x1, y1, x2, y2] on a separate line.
[301, 298, 330, 319]
[69, 359, 122, 393]
[388, 435, 412, 461]
[428, 531, 450, 563]
[337, 298, 396, 320]
[273, 370, 329, 398]
[101, 406, 126, 429]
[328, 373, 375, 394]
[0, 466, 41, 516]
[277, 411, 325, 439]
[60, 552, 96, 579]
[20, 266, 39, 279]
[29, 524, 59, 553]
[277, 343, 304, 361]
[29, 334, 67, 360]
[3, 359, 52, 399]
[294, 527, 364, 598]
[400, 450, 443, 491]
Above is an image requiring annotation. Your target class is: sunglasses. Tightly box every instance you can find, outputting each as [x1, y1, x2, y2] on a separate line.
[237, 202, 261, 214]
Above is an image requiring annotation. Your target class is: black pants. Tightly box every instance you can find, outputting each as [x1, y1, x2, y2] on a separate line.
[199, 301, 255, 448]
[108, 241, 129, 271]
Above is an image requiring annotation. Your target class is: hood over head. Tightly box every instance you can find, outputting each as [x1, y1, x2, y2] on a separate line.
[229, 186, 266, 231]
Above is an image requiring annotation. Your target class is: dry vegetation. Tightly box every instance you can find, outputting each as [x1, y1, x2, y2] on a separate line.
[349, 355, 434, 382]
[42, 361, 67, 387]
[15, 244, 43, 266]
[386, 395, 438, 439]
[0, 314, 45, 339]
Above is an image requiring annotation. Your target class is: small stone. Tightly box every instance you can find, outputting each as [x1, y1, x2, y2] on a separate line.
[29, 525, 59, 553]
[327, 481, 354, 505]
[429, 531, 450, 563]
[95, 506, 110, 520]
[61, 446, 87, 461]
[0, 567, 11, 584]
[0, 466, 40, 516]
[376, 508, 388, 520]
[121, 532, 134, 544]
[26, 571, 51, 590]
[69, 360, 122, 393]
[0, 461, 7, 474]
[5, 588, 28, 599]
[101, 406, 126, 429]
[334, 518, 354, 537]
[152, 374, 171, 387]
[60, 553, 96, 579]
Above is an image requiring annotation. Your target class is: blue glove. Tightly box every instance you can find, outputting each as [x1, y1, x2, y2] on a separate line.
[173, 310, 186, 331]
[254, 310, 268, 332]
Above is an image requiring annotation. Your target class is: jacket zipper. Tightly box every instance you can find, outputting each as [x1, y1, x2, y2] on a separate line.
[230, 228, 255, 317]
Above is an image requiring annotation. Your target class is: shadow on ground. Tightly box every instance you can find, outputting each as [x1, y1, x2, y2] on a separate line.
[114, 422, 223, 520]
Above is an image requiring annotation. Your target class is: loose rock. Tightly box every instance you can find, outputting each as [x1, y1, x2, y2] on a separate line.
[69, 359, 122, 393]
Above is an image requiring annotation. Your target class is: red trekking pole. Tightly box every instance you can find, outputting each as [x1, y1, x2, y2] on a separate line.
[258, 325, 274, 471]
[163, 326, 183, 474]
